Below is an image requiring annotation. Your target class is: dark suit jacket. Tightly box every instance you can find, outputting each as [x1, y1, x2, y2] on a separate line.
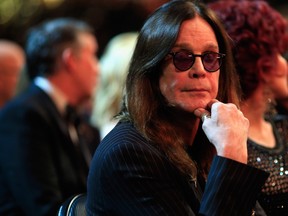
[86, 121, 269, 216]
[0, 84, 99, 216]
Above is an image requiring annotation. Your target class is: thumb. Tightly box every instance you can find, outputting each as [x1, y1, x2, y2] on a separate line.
[194, 108, 210, 118]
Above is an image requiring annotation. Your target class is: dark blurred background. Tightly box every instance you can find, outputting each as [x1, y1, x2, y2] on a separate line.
[0, 0, 287, 56]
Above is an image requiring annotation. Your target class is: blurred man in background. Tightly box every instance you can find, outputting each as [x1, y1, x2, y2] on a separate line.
[0, 18, 100, 215]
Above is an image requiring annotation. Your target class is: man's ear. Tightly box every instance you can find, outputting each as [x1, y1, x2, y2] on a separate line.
[62, 48, 75, 71]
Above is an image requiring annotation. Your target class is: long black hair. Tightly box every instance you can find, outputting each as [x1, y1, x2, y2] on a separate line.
[120, 0, 240, 181]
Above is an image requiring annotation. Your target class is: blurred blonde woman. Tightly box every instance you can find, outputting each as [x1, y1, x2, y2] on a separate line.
[91, 32, 138, 139]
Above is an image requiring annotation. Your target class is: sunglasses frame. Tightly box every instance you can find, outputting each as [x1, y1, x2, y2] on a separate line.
[168, 51, 226, 72]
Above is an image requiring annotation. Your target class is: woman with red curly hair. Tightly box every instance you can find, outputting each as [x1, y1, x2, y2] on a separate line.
[209, 0, 288, 215]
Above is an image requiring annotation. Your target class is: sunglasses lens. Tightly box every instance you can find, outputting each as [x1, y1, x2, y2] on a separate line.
[171, 51, 224, 72]
[173, 52, 194, 71]
[203, 53, 221, 72]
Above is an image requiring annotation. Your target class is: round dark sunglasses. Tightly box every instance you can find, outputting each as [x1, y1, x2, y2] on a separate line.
[168, 51, 226, 72]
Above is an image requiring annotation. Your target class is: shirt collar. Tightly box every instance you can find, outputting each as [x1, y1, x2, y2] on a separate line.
[34, 76, 68, 116]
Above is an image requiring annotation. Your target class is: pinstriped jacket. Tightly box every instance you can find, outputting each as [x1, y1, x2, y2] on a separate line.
[87, 121, 269, 216]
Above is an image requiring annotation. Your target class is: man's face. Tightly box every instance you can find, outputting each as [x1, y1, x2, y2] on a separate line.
[160, 16, 220, 113]
[72, 32, 100, 101]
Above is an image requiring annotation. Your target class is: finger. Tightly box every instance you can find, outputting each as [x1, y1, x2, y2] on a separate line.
[206, 99, 219, 109]
[194, 99, 218, 118]
[201, 113, 211, 122]
[194, 108, 211, 121]
[194, 108, 208, 117]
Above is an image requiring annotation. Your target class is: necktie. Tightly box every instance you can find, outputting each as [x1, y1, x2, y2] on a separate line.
[65, 105, 80, 146]
[65, 105, 92, 166]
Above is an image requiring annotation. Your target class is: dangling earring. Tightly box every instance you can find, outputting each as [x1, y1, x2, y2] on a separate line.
[266, 98, 277, 118]
[263, 86, 277, 119]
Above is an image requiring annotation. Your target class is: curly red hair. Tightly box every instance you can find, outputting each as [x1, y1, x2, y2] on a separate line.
[209, 0, 288, 99]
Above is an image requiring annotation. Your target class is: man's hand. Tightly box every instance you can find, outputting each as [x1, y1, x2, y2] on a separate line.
[194, 100, 249, 164]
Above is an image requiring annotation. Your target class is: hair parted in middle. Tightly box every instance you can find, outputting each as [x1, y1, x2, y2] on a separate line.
[119, 0, 241, 181]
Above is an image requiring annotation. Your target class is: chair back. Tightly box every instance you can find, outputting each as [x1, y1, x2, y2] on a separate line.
[58, 193, 87, 216]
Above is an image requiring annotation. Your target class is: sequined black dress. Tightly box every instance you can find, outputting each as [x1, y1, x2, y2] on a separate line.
[248, 115, 288, 216]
